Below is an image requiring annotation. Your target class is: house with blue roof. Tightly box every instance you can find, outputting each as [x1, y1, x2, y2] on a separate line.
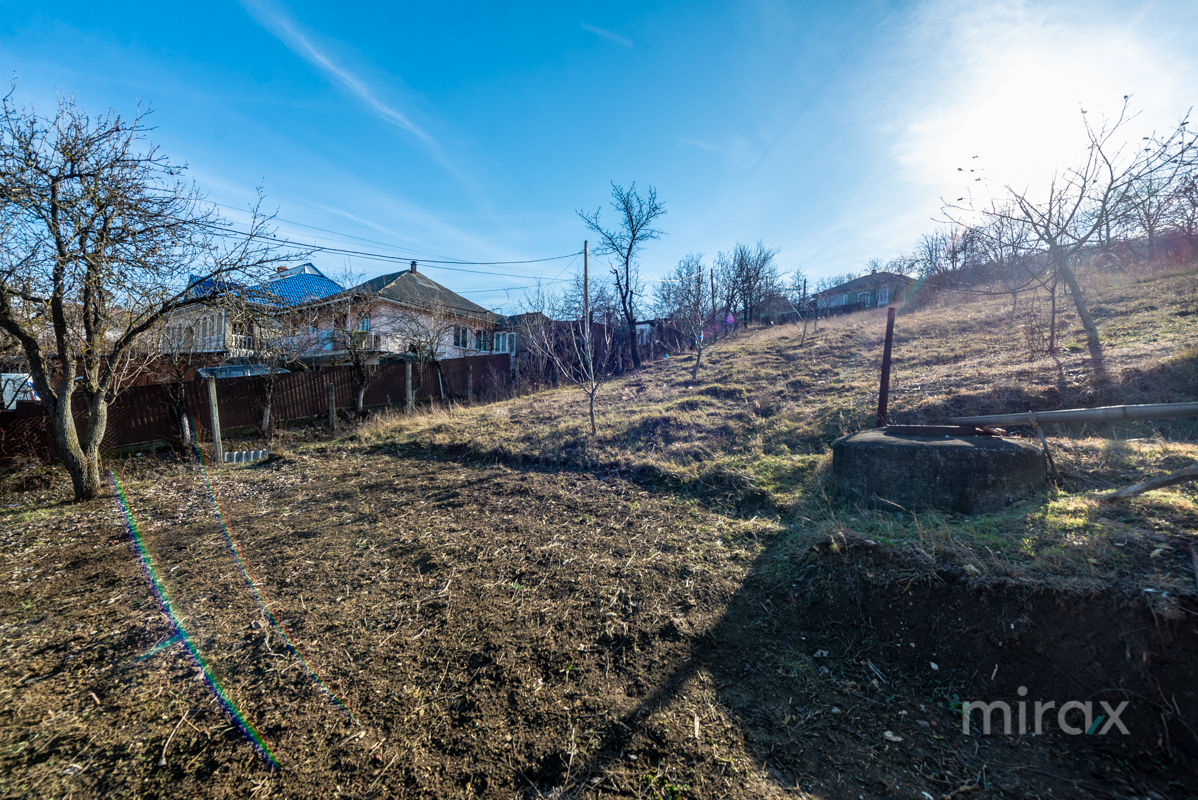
[161, 263, 343, 357]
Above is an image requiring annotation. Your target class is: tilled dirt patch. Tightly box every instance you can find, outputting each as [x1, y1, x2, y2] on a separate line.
[2, 451, 1196, 799]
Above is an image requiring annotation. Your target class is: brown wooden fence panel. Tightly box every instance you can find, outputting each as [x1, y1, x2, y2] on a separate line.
[103, 383, 178, 447]
[0, 355, 515, 464]
[0, 403, 54, 463]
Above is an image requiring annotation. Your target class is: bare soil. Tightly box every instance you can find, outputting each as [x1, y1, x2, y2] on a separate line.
[2, 445, 1196, 799]
[3, 263, 1197, 799]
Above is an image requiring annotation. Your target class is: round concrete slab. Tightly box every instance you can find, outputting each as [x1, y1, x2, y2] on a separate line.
[832, 428, 1046, 513]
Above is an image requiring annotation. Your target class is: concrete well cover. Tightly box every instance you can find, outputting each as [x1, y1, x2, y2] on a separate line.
[832, 427, 1046, 513]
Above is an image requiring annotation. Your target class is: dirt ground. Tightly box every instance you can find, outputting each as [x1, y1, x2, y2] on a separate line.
[3, 264, 1197, 798]
[3, 443, 1195, 799]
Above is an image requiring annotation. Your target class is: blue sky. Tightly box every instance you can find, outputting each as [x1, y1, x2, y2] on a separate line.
[3, 0, 1195, 313]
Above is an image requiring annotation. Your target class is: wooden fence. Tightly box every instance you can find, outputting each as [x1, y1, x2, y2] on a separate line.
[0, 354, 512, 464]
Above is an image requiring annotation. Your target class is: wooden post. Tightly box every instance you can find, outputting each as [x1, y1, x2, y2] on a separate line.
[405, 361, 413, 413]
[467, 362, 474, 403]
[206, 376, 223, 465]
[875, 306, 896, 428]
[328, 379, 336, 431]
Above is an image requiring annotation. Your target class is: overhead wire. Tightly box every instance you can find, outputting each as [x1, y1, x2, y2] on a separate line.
[201, 220, 580, 277]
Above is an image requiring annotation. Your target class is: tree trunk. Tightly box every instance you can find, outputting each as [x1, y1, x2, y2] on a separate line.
[1057, 260, 1107, 380]
[588, 390, 597, 437]
[178, 405, 192, 447]
[69, 391, 108, 501]
[1048, 276, 1058, 355]
[52, 396, 94, 501]
[625, 319, 641, 370]
[691, 342, 703, 380]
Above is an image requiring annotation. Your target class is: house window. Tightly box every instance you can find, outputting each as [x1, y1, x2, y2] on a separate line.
[494, 332, 506, 353]
[474, 330, 483, 351]
[357, 316, 371, 331]
[877, 288, 890, 306]
[453, 325, 469, 349]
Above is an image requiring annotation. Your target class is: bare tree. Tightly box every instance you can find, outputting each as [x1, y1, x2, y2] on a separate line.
[884, 254, 918, 275]
[523, 271, 616, 436]
[223, 291, 311, 439]
[913, 230, 948, 278]
[1126, 170, 1177, 262]
[962, 102, 1195, 380]
[727, 242, 779, 325]
[578, 182, 666, 370]
[1172, 173, 1198, 240]
[713, 250, 740, 332]
[322, 272, 386, 417]
[782, 267, 813, 344]
[977, 205, 1036, 326]
[656, 253, 711, 380]
[913, 227, 979, 283]
[153, 321, 206, 447]
[0, 91, 287, 500]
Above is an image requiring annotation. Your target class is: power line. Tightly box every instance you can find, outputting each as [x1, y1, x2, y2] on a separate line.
[459, 278, 572, 295]
[203, 221, 581, 278]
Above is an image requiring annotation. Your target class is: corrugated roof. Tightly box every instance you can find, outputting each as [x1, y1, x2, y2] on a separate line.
[186, 275, 243, 298]
[186, 263, 342, 307]
[353, 269, 495, 321]
[260, 265, 343, 306]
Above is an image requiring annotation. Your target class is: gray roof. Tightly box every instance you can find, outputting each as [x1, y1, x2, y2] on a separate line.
[814, 271, 910, 297]
[352, 269, 495, 322]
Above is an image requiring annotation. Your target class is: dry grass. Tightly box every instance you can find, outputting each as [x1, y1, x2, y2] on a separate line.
[2, 262, 1197, 799]
[341, 262, 1198, 591]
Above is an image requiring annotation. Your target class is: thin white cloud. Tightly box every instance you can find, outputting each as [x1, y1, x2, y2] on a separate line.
[241, 1, 430, 144]
[581, 22, 634, 48]
[239, 0, 484, 198]
[678, 136, 762, 171]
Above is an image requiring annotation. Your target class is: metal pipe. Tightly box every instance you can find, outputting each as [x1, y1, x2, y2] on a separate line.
[949, 401, 1198, 426]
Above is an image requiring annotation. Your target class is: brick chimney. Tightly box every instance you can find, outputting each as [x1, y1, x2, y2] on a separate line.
[410, 260, 418, 274]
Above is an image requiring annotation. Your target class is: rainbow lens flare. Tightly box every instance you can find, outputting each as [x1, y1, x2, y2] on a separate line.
[112, 470, 280, 769]
[189, 430, 360, 726]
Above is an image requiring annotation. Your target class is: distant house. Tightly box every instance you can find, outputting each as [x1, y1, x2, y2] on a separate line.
[754, 293, 806, 326]
[633, 318, 686, 355]
[813, 271, 911, 316]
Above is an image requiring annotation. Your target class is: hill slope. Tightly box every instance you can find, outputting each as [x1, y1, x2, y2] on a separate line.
[2, 260, 1196, 799]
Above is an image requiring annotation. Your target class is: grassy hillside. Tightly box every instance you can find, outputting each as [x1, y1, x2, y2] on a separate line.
[363, 260, 1198, 595]
[2, 261, 1196, 799]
